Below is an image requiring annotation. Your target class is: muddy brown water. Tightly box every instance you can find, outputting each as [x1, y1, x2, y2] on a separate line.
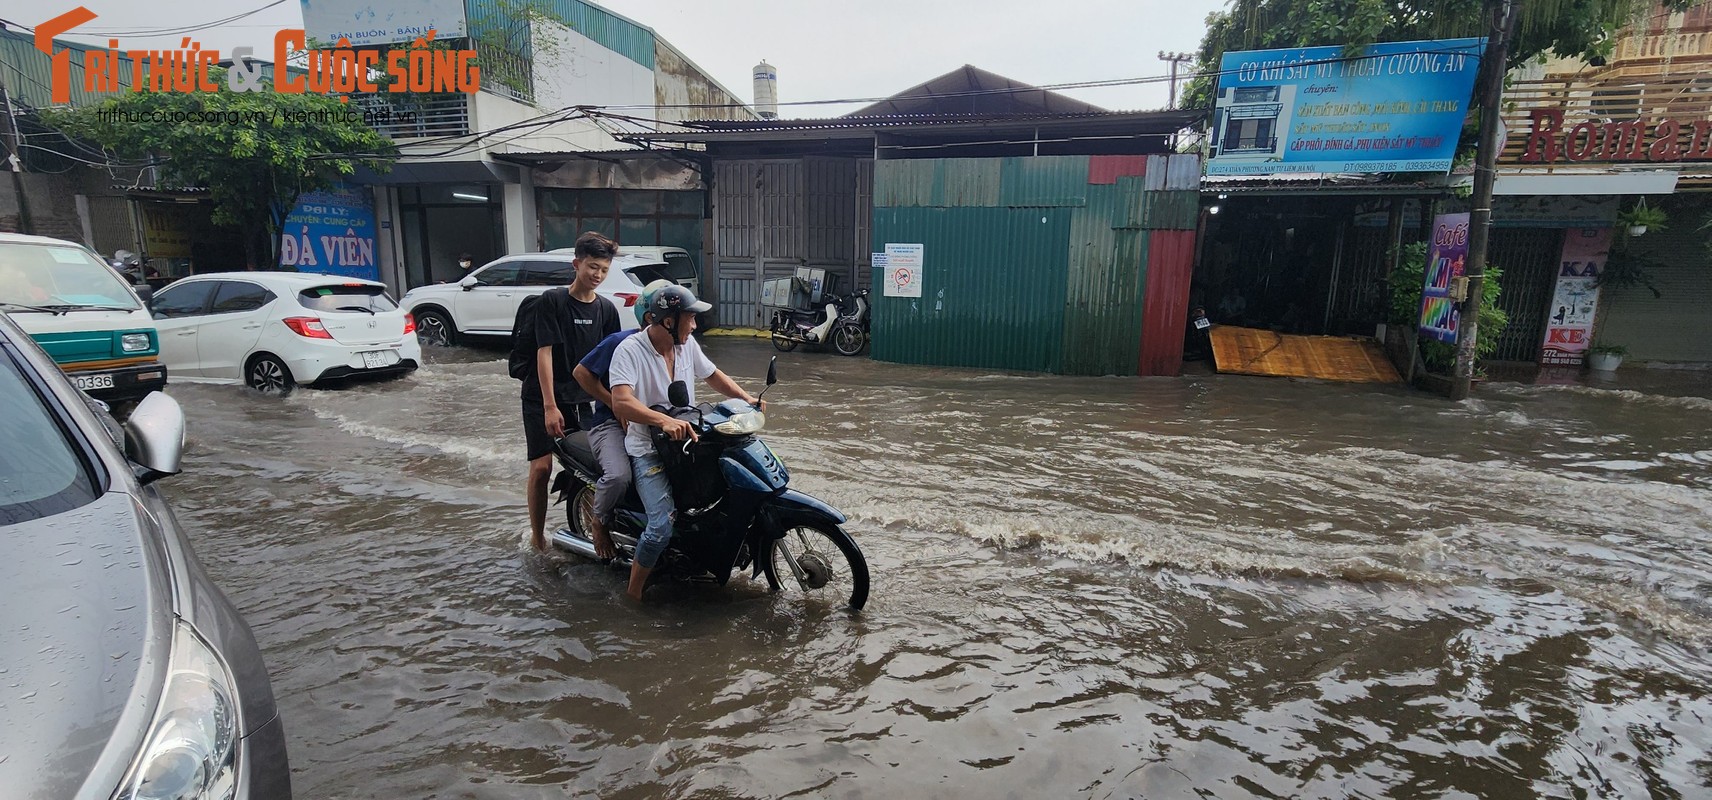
[158, 339, 1712, 798]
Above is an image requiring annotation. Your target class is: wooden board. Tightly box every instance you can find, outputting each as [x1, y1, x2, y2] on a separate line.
[1209, 325, 1402, 384]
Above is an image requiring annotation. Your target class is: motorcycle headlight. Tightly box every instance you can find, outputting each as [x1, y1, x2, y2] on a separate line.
[714, 411, 765, 436]
[117, 621, 241, 800]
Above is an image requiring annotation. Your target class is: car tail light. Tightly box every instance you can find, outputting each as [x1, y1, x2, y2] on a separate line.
[615, 292, 639, 307]
[403, 312, 416, 334]
[283, 316, 333, 339]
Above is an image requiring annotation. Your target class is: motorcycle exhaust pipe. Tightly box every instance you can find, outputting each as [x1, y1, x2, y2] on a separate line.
[550, 528, 600, 559]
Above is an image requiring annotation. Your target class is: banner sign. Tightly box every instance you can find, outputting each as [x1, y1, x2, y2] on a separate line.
[1540, 227, 1612, 366]
[279, 184, 379, 283]
[1208, 37, 1482, 176]
[301, 0, 468, 48]
[883, 243, 923, 298]
[1418, 212, 1470, 343]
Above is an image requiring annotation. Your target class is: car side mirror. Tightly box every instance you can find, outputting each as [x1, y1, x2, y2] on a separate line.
[123, 392, 185, 485]
[766, 357, 777, 386]
[667, 380, 690, 409]
[460, 275, 478, 291]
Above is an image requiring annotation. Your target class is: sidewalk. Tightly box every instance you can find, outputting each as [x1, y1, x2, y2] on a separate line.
[701, 327, 769, 339]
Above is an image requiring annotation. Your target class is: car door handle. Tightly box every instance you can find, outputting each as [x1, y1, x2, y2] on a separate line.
[496, 293, 513, 298]
[177, 330, 197, 336]
[243, 324, 261, 330]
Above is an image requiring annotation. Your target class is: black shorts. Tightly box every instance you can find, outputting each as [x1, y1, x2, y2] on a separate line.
[522, 398, 596, 461]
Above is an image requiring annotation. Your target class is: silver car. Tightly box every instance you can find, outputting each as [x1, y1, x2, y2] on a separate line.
[0, 311, 291, 799]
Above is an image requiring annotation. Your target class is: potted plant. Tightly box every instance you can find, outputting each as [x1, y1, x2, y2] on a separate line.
[1588, 343, 1627, 372]
[1616, 199, 1668, 237]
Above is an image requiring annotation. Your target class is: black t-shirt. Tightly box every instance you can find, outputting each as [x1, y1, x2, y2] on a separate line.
[521, 287, 620, 404]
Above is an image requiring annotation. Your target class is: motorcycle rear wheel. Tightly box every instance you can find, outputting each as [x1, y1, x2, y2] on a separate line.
[564, 485, 602, 552]
[831, 324, 865, 356]
[763, 520, 870, 611]
[771, 332, 799, 352]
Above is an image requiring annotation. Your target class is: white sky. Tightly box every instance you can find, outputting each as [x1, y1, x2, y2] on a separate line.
[25, 0, 1227, 117]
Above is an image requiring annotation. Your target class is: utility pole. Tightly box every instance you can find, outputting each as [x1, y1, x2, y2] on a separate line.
[1451, 0, 1520, 400]
[0, 74, 34, 235]
[1158, 51, 1195, 108]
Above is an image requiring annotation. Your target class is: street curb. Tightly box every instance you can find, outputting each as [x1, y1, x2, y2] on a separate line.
[703, 327, 769, 339]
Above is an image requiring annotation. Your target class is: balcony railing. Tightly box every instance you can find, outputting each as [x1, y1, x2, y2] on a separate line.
[348, 94, 471, 140]
[1612, 29, 1712, 63]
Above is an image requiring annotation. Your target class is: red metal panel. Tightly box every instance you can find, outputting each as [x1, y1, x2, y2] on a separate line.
[1138, 229, 1197, 376]
[1087, 155, 1148, 185]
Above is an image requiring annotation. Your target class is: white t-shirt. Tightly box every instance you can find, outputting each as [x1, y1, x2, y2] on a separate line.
[608, 331, 718, 457]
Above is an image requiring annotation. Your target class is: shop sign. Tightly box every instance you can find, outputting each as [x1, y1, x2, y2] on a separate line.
[279, 184, 379, 282]
[1539, 228, 1611, 366]
[1519, 109, 1712, 163]
[140, 203, 196, 259]
[1207, 37, 1482, 176]
[1418, 212, 1470, 343]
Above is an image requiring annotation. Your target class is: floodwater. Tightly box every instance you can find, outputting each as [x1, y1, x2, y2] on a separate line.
[160, 339, 1712, 798]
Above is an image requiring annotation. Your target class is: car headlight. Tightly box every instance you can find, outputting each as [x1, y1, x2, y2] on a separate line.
[714, 411, 765, 436]
[117, 621, 241, 800]
[122, 333, 153, 353]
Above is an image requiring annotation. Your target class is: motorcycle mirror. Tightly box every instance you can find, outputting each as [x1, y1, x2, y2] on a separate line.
[766, 357, 777, 386]
[668, 380, 690, 409]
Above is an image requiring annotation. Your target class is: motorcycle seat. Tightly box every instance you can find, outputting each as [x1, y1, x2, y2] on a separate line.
[552, 430, 601, 475]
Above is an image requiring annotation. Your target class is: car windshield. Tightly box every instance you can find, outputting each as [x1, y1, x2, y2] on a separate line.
[0, 242, 140, 310]
[0, 351, 98, 524]
[297, 284, 399, 313]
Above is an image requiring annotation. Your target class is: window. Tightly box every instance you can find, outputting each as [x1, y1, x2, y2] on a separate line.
[209, 281, 274, 314]
[150, 281, 216, 318]
[0, 242, 140, 311]
[0, 351, 98, 524]
[520, 261, 575, 286]
[474, 262, 521, 286]
[296, 284, 399, 313]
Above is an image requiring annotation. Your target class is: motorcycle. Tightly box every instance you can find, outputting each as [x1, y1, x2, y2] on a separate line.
[548, 358, 871, 610]
[770, 288, 870, 357]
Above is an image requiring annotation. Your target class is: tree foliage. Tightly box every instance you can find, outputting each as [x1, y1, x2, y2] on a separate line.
[1182, 0, 1700, 109]
[46, 74, 396, 264]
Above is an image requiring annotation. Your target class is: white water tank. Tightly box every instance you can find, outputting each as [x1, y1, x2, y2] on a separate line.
[752, 60, 778, 119]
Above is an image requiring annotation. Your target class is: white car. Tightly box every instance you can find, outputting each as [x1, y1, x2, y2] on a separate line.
[148, 272, 421, 392]
[400, 248, 698, 347]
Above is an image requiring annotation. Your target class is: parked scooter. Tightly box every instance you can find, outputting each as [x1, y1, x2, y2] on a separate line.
[770, 288, 870, 356]
[549, 358, 871, 610]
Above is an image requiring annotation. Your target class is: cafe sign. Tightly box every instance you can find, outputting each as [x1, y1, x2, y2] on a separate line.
[1520, 108, 1712, 163]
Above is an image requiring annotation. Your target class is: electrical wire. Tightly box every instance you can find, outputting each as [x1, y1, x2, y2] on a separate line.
[0, 1, 289, 38]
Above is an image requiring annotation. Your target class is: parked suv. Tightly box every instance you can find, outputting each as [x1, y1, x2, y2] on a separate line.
[400, 253, 643, 346]
[0, 311, 291, 799]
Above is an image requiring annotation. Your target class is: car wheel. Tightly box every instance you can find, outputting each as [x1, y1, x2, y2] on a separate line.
[245, 353, 296, 395]
[415, 308, 456, 347]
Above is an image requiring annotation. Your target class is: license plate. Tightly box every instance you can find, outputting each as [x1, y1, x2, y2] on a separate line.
[361, 350, 393, 369]
[1194, 317, 1212, 330]
[73, 373, 116, 390]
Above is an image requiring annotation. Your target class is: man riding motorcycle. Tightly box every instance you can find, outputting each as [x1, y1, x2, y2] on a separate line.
[606, 286, 765, 602]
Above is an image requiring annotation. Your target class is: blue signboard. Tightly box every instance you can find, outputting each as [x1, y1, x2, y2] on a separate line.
[1207, 38, 1483, 176]
[278, 184, 379, 283]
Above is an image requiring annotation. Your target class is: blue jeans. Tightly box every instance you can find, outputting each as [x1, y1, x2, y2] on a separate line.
[630, 452, 675, 569]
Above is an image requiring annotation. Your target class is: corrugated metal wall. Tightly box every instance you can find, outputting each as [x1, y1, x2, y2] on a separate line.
[870, 154, 1201, 376]
[710, 157, 867, 328]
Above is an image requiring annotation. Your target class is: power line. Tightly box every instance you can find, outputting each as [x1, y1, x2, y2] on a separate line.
[0, 1, 289, 38]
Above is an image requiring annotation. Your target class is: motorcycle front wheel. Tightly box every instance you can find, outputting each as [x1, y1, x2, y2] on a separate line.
[831, 323, 866, 356]
[763, 520, 870, 611]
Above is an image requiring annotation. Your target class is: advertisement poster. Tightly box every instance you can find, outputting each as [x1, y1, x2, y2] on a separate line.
[1540, 227, 1612, 366]
[140, 203, 197, 258]
[1418, 212, 1470, 343]
[279, 184, 379, 283]
[1207, 37, 1482, 176]
[300, 0, 467, 48]
[883, 243, 923, 298]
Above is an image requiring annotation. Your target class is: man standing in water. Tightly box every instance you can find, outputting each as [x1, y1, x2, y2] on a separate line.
[521, 232, 621, 552]
[607, 286, 762, 601]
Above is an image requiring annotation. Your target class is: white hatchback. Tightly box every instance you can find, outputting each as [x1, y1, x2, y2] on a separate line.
[398, 253, 653, 347]
[148, 272, 421, 392]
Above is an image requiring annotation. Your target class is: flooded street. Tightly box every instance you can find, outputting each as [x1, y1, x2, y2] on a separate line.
[158, 339, 1712, 798]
